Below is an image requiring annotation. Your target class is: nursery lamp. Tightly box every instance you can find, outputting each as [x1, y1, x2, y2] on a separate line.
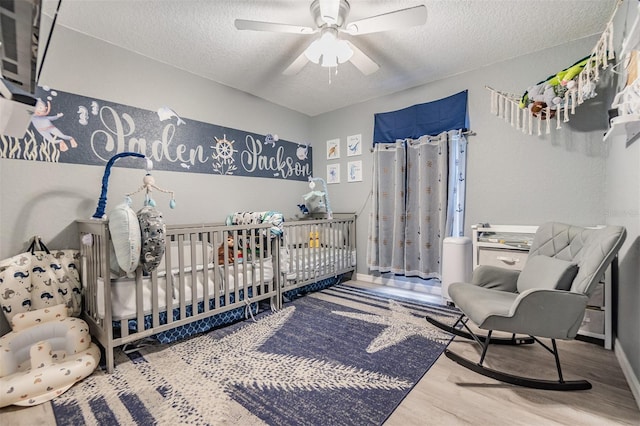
[304, 27, 353, 68]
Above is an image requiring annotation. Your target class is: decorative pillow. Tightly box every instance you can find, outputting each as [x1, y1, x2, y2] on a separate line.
[516, 255, 578, 293]
[108, 202, 141, 274]
[0, 248, 82, 323]
[137, 206, 166, 274]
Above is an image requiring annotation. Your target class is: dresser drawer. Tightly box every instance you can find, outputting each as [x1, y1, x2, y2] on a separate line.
[580, 308, 605, 335]
[478, 248, 528, 270]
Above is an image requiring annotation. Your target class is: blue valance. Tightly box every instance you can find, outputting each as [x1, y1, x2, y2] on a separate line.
[373, 90, 469, 144]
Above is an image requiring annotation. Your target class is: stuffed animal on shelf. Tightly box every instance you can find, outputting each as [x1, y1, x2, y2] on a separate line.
[218, 233, 240, 264]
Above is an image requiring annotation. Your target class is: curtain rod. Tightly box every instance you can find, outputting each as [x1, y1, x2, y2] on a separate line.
[370, 129, 476, 151]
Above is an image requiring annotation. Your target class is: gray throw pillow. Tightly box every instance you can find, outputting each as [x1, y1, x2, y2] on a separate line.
[516, 255, 578, 293]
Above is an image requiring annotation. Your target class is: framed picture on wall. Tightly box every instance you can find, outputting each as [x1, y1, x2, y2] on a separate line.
[327, 163, 340, 184]
[347, 160, 363, 182]
[347, 134, 362, 156]
[326, 138, 340, 159]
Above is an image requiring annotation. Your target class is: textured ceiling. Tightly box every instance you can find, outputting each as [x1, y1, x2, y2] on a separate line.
[42, 0, 617, 116]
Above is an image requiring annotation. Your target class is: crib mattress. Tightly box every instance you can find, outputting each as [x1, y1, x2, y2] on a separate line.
[98, 258, 273, 320]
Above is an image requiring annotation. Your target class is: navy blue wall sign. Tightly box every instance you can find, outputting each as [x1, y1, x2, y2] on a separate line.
[1, 86, 312, 181]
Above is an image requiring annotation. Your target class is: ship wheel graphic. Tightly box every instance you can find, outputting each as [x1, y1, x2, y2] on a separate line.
[211, 135, 236, 160]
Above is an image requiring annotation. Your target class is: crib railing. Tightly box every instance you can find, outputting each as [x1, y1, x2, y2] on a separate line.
[280, 214, 356, 296]
[77, 220, 279, 373]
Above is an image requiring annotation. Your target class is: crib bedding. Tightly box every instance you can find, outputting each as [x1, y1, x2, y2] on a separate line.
[226, 210, 285, 237]
[99, 258, 274, 320]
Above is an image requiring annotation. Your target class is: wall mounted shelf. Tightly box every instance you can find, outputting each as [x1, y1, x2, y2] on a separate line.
[603, 114, 640, 142]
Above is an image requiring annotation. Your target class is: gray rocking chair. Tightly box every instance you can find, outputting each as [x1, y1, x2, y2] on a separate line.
[427, 222, 626, 391]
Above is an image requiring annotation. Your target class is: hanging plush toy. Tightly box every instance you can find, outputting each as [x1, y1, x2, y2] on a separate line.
[525, 83, 562, 119]
[519, 55, 597, 119]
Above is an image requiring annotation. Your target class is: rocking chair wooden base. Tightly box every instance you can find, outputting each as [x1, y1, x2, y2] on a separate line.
[429, 313, 592, 391]
[444, 349, 592, 391]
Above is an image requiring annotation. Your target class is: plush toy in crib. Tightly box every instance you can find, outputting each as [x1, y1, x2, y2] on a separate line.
[218, 234, 241, 264]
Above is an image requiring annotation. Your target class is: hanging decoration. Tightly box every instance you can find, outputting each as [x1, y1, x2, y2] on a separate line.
[91, 152, 148, 219]
[126, 169, 176, 210]
[486, 2, 618, 136]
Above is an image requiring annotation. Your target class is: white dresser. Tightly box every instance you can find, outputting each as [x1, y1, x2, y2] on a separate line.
[471, 223, 613, 349]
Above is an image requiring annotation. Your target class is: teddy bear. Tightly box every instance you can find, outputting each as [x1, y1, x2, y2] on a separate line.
[218, 233, 240, 264]
[524, 82, 562, 120]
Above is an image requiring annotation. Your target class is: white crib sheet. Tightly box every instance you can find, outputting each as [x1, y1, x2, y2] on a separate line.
[98, 257, 274, 320]
[282, 248, 356, 281]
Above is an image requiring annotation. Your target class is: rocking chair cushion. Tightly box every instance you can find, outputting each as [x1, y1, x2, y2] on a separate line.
[448, 282, 519, 325]
[516, 255, 578, 293]
[471, 265, 520, 292]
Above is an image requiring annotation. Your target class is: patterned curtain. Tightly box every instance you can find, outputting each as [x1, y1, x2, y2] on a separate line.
[367, 132, 449, 279]
[445, 130, 467, 237]
[366, 140, 406, 273]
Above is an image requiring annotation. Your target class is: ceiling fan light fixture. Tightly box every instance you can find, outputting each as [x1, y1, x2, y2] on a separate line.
[321, 53, 338, 68]
[335, 39, 353, 63]
[305, 38, 324, 63]
[304, 29, 353, 68]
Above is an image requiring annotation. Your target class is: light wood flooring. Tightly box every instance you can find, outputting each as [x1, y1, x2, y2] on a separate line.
[1, 281, 639, 425]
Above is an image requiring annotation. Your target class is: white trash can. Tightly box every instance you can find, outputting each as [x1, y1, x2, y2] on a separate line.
[442, 236, 472, 303]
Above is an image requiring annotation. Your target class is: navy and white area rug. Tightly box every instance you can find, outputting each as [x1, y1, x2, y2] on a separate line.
[52, 283, 459, 425]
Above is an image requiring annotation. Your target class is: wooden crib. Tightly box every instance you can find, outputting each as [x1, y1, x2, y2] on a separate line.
[279, 214, 357, 299]
[77, 220, 279, 373]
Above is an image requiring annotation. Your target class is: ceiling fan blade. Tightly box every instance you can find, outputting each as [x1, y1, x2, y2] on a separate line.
[346, 41, 379, 75]
[343, 5, 427, 35]
[319, 0, 340, 25]
[283, 51, 310, 75]
[234, 19, 315, 34]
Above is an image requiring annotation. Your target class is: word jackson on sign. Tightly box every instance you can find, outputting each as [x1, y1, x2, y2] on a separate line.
[1, 86, 313, 181]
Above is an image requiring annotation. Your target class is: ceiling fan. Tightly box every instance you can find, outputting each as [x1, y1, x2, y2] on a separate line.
[234, 0, 427, 76]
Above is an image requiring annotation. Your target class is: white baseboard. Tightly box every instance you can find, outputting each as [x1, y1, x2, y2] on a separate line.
[615, 338, 640, 411]
[354, 273, 442, 296]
